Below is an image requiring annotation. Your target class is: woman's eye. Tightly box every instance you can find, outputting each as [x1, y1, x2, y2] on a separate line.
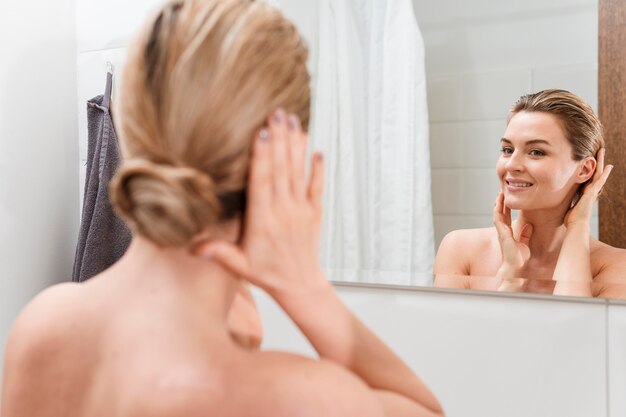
[500, 147, 513, 155]
[529, 149, 545, 157]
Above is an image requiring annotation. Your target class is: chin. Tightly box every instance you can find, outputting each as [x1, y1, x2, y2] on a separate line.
[502, 194, 533, 211]
[504, 201, 527, 210]
[504, 193, 565, 212]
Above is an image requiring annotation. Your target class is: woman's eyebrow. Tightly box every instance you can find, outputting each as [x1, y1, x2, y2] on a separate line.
[500, 138, 552, 146]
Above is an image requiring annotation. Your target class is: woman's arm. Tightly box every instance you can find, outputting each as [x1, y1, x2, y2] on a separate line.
[553, 149, 612, 297]
[199, 109, 444, 417]
[226, 282, 263, 349]
[552, 223, 593, 296]
[269, 274, 443, 416]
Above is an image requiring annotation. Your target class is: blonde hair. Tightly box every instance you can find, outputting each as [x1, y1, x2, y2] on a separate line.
[508, 89, 604, 161]
[110, 0, 310, 247]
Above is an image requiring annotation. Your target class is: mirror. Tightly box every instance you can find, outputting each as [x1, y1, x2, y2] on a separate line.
[279, 0, 626, 299]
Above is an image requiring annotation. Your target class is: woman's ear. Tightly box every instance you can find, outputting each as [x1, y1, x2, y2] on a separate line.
[187, 218, 243, 257]
[576, 157, 597, 184]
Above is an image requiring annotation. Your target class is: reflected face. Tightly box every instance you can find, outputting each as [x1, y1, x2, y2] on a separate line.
[496, 111, 582, 211]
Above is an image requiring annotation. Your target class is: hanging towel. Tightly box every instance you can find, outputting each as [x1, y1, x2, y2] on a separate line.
[312, 0, 434, 286]
[72, 72, 131, 282]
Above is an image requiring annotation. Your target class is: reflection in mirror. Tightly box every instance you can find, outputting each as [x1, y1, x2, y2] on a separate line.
[434, 274, 626, 300]
[433, 89, 626, 299]
[307, 0, 626, 301]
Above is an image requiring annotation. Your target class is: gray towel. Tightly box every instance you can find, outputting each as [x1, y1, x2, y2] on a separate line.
[72, 72, 131, 282]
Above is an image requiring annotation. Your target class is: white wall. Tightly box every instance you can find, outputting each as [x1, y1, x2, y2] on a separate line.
[413, 0, 599, 246]
[0, 0, 78, 376]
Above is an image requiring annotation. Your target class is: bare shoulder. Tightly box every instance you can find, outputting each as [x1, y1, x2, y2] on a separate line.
[239, 352, 385, 417]
[114, 350, 385, 417]
[5, 282, 83, 356]
[591, 240, 626, 283]
[439, 227, 496, 249]
[588, 241, 626, 298]
[435, 227, 496, 275]
[2, 282, 87, 414]
[174, 351, 386, 417]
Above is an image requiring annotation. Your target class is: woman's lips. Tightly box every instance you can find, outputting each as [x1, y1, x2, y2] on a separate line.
[505, 179, 533, 191]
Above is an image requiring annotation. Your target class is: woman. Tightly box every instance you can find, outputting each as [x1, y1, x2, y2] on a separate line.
[435, 89, 626, 298]
[1, 1, 444, 416]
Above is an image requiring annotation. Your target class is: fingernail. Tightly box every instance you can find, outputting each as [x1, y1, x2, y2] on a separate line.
[287, 114, 299, 131]
[259, 128, 269, 141]
[316, 152, 324, 161]
[274, 108, 285, 124]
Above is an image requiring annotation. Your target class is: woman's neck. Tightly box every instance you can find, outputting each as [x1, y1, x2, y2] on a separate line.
[514, 204, 570, 261]
[107, 236, 240, 325]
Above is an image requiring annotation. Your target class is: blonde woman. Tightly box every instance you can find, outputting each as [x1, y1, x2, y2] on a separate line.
[1, 1, 444, 416]
[435, 89, 626, 298]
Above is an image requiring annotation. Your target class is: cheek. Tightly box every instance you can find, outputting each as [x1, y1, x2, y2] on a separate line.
[496, 159, 506, 180]
[537, 163, 578, 191]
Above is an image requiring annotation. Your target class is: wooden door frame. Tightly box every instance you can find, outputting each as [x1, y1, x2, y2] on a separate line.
[599, 0, 626, 247]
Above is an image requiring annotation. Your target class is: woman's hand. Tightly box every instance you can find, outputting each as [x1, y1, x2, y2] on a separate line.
[564, 148, 613, 228]
[552, 149, 611, 295]
[198, 109, 326, 298]
[493, 192, 533, 280]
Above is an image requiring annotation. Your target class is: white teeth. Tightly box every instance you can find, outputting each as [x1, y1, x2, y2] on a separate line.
[508, 182, 532, 187]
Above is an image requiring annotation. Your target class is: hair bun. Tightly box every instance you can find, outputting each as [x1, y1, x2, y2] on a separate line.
[110, 159, 222, 246]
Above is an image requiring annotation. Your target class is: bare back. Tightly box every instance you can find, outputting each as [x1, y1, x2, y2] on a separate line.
[1, 275, 388, 417]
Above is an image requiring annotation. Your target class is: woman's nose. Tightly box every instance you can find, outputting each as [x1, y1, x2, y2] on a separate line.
[505, 151, 525, 172]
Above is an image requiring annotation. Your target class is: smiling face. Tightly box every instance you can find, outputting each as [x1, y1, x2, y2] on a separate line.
[496, 111, 590, 211]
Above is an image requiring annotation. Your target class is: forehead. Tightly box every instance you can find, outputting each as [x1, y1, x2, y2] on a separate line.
[504, 111, 570, 148]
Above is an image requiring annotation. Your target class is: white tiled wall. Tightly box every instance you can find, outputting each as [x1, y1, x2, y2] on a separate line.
[413, 0, 599, 246]
[256, 284, 610, 417]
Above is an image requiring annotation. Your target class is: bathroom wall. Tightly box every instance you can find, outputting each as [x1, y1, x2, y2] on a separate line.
[412, 0, 599, 246]
[0, 0, 78, 377]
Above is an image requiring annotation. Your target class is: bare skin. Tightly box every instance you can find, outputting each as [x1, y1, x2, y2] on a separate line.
[2, 110, 444, 417]
[435, 111, 626, 298]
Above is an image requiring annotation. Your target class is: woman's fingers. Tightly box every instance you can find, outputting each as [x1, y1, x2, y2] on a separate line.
[564, 152, 612, 226]
[518, 223, 534, 246]
[494, 220, 513, 241]
[591, 148, 609, 194]
[493, 192, 512, 227]
[493, 192, 504, 222]
[493, 192, 516, 242]
[503, 204, 512, 227]
[308, 152, 325, 211]
[592, 164, 613, 194]
[248, 129, 272, 210]
[287, 114, 307, 199]
[596, 148, 606, 179]
[269, 109, 290, 199]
